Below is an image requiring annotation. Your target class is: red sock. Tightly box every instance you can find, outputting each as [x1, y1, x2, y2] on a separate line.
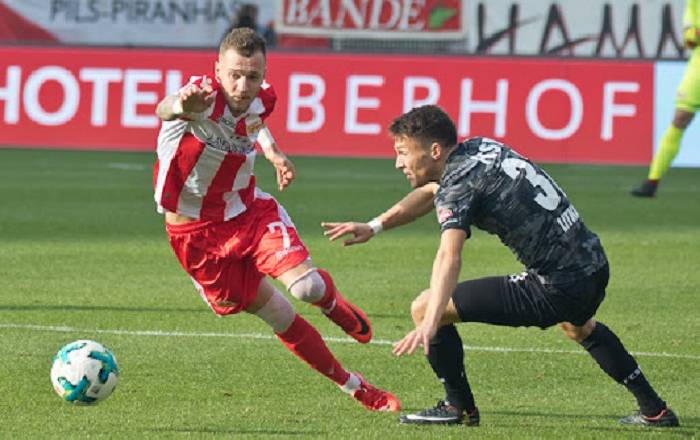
[313, 269, 337, 310]
[276, 314, 350, 385]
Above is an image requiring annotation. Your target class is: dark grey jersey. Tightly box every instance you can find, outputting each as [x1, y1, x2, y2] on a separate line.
[434, 138, 607, 284]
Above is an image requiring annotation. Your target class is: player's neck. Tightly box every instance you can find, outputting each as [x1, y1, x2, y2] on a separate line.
[229, 106, 245, 118]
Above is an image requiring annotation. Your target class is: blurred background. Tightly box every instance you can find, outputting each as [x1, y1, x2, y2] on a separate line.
[0, 0, 698, 167]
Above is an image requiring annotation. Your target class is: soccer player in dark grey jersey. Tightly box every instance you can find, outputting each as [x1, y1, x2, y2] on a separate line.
[323, 105, 679, 428]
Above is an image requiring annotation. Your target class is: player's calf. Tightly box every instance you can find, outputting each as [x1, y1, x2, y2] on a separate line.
[314, 269, 372, 343]
[287, 268, 373, 343]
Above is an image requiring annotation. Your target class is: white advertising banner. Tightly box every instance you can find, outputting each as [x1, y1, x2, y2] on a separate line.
[0, 0, 276, 47]
[467, 0, 688, 59]
[0, 0, 692, 59]
[276, 0, 467, 40]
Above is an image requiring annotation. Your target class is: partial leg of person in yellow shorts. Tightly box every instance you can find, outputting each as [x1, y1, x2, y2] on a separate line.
[632, 27, 700, 197]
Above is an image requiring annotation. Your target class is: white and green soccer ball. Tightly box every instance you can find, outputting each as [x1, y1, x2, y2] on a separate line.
[50, 340, 120, 404]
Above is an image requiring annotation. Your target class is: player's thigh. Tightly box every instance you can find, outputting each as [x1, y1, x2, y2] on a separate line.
[675, 51, 700, 113]
[252, 198, 310, 279]
[452, 273, 560, 328]
[275, 260, 315, 288]
[548, 264, 608, 327]
[167, 224, 264, 315]
[411, 288, 462, 325]
[245, 278, 278, 314]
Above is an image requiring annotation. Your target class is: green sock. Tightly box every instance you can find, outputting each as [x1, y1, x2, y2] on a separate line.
[648, 125, 683, 180]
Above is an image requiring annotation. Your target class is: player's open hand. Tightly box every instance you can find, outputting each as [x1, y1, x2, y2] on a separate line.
[272, 155, 295, 191]
[179, 76, 215, 113]
[392, 322, 437, 356]
[321, 222, 374, 246]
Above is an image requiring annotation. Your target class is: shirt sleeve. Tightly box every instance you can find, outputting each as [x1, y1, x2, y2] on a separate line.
[258, 82, 277, 121]
[435, 179, 478, 237]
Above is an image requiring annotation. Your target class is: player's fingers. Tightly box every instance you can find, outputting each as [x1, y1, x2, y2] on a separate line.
[276, 169, 286, 191]
[392, 332, 415, 356]
[327, 228, 351, 241]
[323, 223, 350, 238]
[404, 336, 419, 356]
[321, 222, 342, 231]
[201, 78, 214, 94]
[324, 224, 355, 239]
[284, 170, 295, 183]
[392, 338, 406, 356]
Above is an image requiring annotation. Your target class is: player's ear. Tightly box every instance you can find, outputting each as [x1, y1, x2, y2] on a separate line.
[430, 142, 442, 160]
[214, 60, 221, 82]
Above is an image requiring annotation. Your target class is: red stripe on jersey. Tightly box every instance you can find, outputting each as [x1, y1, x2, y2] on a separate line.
[198, 153, 247, 221]
[259, 86, 277, 121]
[210, 91, 227, 121]
[159, 133, 206, 214]
[239, 176, 256, 207]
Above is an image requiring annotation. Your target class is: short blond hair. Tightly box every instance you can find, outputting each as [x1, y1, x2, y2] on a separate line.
[220, 27, 266, 57]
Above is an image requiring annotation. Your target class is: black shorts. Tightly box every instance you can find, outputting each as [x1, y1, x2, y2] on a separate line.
[452, 264, 609, 328]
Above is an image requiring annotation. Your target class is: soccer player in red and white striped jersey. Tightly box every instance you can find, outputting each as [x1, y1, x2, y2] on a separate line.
[153, 28, 399, 413]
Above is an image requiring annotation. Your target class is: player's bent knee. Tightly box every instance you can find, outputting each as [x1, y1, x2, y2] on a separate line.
[673, 109, 694, 128]
[254, 291, 295, 333]
[287, 269, 325, 303]
[559, 320, 595, 343]
[410, 290, 430, 323]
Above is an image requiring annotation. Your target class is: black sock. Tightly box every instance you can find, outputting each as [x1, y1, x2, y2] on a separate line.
[426, 324, 476, 413]
[580, 321, 665, 416]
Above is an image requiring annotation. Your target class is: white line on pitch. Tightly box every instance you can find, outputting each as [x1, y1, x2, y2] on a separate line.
[1, 322, 698, 361]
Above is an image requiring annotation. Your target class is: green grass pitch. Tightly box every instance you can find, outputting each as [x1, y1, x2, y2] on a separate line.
[0, 148, 698, 439]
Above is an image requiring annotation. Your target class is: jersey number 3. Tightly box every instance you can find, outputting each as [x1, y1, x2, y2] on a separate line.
[501, 158, 560, 211]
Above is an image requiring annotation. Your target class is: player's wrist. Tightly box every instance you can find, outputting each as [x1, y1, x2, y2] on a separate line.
[172, 97, 184, 115]
[367, 218, 383, 235]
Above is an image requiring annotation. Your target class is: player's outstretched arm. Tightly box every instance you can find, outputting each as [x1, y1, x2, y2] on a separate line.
[393, 228, 466, 356]
[322, 182, 438, 246]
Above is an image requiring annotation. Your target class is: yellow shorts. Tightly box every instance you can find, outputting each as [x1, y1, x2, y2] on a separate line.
[676, 48, 700, 113]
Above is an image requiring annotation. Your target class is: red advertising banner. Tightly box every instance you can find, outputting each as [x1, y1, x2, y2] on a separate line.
[0, 46, 653, 164]
[277, 0, 466, 39]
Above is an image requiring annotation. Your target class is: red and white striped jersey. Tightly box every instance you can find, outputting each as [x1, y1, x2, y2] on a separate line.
[153, 76, 276, 221]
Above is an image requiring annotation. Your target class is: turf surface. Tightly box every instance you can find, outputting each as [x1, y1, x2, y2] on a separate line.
[0, 149, 698, 439]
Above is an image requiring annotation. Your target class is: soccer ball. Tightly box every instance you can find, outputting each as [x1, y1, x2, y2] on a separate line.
[50, 340, 120, 404]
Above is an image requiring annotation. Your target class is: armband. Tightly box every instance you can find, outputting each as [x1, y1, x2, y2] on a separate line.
[367, 218, 383, 235]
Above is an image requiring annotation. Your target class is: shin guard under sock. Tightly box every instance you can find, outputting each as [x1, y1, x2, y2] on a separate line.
[313, 269, 336, 311]
[426, 324, 476, 413]
[580, 321, 665, 416]
[276, 314, 350, 385]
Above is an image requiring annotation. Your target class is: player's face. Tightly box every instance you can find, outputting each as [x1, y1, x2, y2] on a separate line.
[393, 135, 439, 188]
[215, 48, 266, 116]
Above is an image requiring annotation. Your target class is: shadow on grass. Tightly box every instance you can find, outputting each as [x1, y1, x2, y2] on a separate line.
[368, 313, 408, 319]
[399, 407, 697, 431]
[480, 410, 697, 437]
[0, 304, 206, 314]
[145, 427, 325, 436]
